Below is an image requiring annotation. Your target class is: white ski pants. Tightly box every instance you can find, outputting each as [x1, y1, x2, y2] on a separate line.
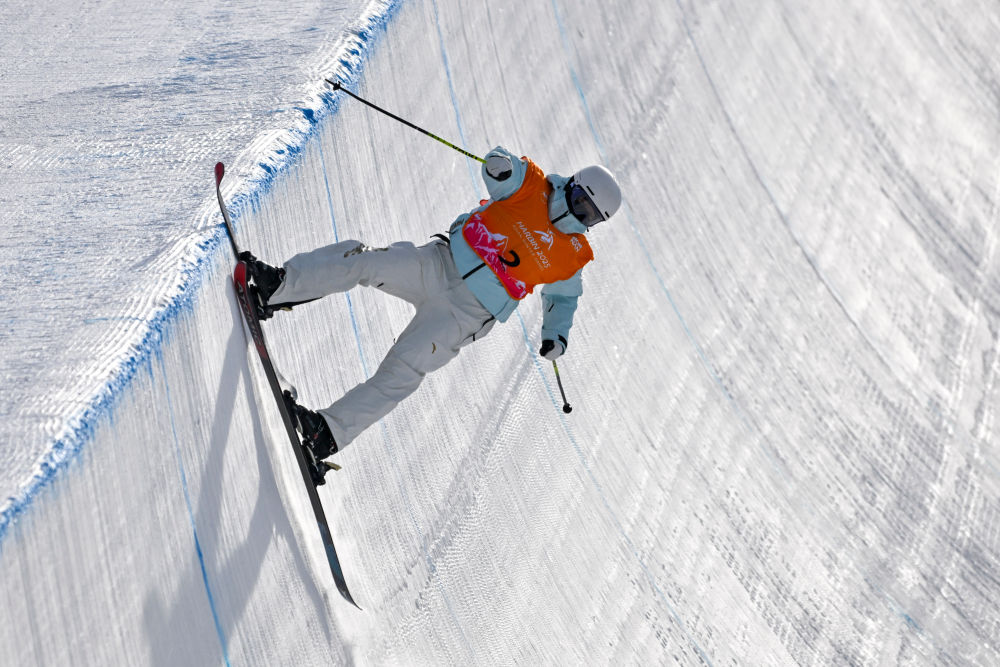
[269, 240, 496, 449]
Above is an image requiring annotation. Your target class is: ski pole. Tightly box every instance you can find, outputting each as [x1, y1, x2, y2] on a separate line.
[325, 79, 485, 164]
[552, 360, 573, 414]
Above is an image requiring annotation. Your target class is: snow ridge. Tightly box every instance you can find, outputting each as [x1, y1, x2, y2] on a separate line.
[0, 0, 403, 545]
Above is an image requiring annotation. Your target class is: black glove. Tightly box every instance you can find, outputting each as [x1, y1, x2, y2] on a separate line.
[539, 337, 567, 361]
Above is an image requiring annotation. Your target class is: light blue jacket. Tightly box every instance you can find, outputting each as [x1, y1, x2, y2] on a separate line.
[448, 146, 588, 351]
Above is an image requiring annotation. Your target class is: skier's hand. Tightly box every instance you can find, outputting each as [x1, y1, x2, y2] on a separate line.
[539, 338, 565, 361]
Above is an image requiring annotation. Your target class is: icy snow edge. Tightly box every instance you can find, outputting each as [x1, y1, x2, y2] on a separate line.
[0, 0, 404, 543]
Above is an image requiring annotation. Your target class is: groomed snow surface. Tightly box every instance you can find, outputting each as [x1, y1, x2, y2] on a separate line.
[3, 0, 1000, 664]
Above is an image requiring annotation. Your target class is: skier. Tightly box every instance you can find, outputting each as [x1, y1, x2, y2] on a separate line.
[240, 146, 622, 483]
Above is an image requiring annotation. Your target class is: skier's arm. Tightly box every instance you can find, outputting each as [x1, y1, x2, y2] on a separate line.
[448, 148, 528, 236]
[481, 146, 527, 201]
[539, 270, 583, 358]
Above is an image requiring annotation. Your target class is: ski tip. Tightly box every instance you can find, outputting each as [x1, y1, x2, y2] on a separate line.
[215, 161, 225, 184]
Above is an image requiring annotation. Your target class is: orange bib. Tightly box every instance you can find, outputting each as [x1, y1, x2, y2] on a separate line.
[462, 159, 593, 299]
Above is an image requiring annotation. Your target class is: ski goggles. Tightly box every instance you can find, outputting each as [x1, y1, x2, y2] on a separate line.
[566, 180, 606, 227]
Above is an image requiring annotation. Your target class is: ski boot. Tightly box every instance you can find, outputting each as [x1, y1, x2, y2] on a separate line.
[283, 390, 339, 486]
[238, 251, 284, 321]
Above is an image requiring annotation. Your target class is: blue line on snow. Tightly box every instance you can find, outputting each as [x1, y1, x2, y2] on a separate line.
[546, 0, 792, 485]
[319, 73, 471, 654]
[425, 4, 706, 658]
[547, 0, 744, 427]
[157, 354, 231, 667]
[548, 1, 605, 158]
[430, 0, 482, 199]
[321, 100, 474, 659]
[318, 141, 371, 377]
[425, 6, 693, 658]
[546, 2, 717, 662]
[349, 4, 477, 657]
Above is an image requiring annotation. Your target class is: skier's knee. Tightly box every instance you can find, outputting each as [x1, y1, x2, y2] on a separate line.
[373, 352, 426, 397]
[342, 241, 389, 258]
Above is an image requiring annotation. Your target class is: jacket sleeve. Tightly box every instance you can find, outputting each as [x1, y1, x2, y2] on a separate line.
[481, 146, 527, 202]
[540, 270, 583, 349]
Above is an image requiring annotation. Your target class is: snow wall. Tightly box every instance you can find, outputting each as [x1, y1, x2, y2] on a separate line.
[3, 0, 1000, 665]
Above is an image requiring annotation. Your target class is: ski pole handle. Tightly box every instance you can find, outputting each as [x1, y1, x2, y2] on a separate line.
[552, 360, 573, 414]
[326, 79, 485, 164]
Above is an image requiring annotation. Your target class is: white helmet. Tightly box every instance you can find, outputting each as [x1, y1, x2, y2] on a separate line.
[567, 165, 622, 227]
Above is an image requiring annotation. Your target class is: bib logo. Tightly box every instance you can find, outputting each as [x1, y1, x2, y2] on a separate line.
[534, 229, 555, 250]
[570, 236, 584, 253]
[514, 220, 551, 270]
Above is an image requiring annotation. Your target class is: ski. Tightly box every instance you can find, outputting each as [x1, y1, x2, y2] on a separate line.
[214, 162, 240, 257]
[216, 162, 360, 609]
